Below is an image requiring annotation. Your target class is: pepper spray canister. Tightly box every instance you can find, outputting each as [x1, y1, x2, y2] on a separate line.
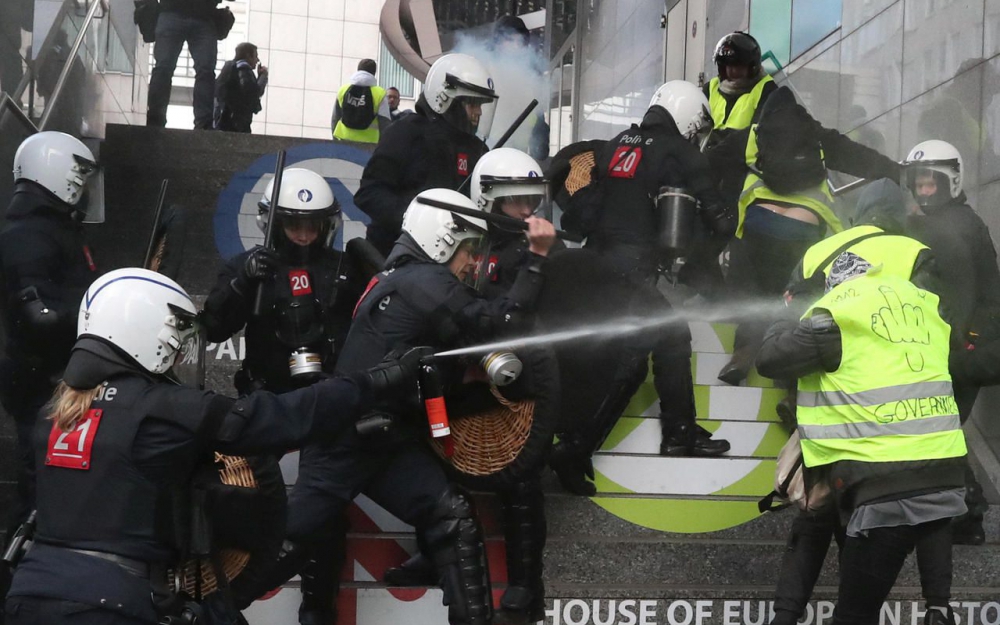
[419, 357, 453, 456]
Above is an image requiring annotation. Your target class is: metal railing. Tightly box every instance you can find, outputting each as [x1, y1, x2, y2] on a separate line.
[38, 0, 107, 129]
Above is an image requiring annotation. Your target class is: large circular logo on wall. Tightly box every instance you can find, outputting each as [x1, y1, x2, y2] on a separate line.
[214, 143, 373, 259]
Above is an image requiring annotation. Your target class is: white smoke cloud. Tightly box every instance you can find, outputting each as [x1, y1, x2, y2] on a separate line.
[453, 32, 549, 156]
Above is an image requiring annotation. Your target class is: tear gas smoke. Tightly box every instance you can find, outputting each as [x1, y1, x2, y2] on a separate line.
[435, 298, 790, 358]
[453, 32, 548, 153]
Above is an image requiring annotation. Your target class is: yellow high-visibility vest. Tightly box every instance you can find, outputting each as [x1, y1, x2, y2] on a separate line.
[800, 225, 927, 282]
[708, 74, 774, 131]
[797, 272, 966, 468]
[334, 84, 386, 143]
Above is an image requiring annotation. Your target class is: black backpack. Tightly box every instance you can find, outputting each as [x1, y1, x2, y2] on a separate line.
[341, 85, 377, 130]
[754, 86, 827, 195]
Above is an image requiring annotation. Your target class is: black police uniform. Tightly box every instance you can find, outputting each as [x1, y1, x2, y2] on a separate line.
[0, 181, 99, 537]
[354, 96, 488, 257]
[201, 244, 364, 623]
[243, 233, 546, 625]
[479, 229, 554, 623]
[3, 338, 370, 625]
[576, 105, 735, 455]
[202, 246, 365, 394]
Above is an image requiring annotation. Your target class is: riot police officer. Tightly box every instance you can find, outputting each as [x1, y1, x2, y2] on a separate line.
[903, 140, 1000, 545]
[553, 81, 735, 496]
[240, 189, 554, 625]
[354, 53, 498, 256]
[201, 167, 365, 624]
[0, 132, 102, 591]
[2, 268, 421, 625]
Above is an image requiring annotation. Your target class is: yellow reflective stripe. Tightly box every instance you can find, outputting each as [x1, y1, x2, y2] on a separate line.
[797, 381, 955, 408]
[798, 413, 961, 440]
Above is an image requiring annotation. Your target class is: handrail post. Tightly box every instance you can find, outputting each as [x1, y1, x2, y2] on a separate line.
[38, 0, 106, 130]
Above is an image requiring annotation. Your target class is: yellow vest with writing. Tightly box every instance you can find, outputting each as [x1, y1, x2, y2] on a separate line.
[708, 74, 774, 131]
[334, 84, 386, 143]
[800, 225, 927, 282]
[797, 272, 966, 468]
[736, 125, 841, 238]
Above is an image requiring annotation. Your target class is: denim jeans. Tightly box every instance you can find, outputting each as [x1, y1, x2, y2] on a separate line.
[147, 11, 217, 129]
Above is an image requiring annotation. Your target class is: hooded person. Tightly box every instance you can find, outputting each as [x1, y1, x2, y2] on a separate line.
[353, 53, 498, 256]
[331, 58, 390, 143]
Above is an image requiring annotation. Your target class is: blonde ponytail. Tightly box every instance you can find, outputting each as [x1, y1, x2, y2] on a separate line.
[47, 382, 103, 432]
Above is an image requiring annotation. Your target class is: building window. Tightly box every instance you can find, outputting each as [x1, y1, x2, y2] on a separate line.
[750, 0, 841, 69]
[378, 42, 416, 98]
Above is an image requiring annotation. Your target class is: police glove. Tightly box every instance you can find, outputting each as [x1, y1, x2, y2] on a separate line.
[15, 286, 58, 331]
[233, 247, 279, 295]
[360, 346, 434, 403]
[701, 202, 737, 239]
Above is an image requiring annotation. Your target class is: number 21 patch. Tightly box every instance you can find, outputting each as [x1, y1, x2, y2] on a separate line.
[46, 409, 103, 470]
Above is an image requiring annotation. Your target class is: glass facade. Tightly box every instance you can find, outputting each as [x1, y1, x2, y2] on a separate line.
[749, 0, 843, 68]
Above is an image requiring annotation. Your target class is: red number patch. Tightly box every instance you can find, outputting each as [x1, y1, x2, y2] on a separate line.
[288, 270, 313, 296]
[608, 146, 643, 178]
[46, 409, 103, 470]
[353, 276, 380, 318]
[457, 153, 469, 177]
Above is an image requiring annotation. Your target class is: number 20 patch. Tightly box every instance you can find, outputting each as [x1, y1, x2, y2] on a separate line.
[608, 146, 643, 178]
[46, 409, 103, 470]
[288, 269, 313, 296]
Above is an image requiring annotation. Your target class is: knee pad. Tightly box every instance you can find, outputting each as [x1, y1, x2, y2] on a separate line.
[422, 486, 475, 552]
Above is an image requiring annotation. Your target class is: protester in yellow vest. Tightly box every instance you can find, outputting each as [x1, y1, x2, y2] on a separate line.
[714, 87, 901, 386]
[331, 59, 390, 143]
[757, 262, 966, 625]
[704, 32, 776, 142]
[761, 180, 961, 625]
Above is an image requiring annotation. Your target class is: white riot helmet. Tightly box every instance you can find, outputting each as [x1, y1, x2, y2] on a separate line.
[648, 81, 712, 143]
[423, 53, 498, 140]
[470, 148, 548, 219]
[903, 140, 963, 208]
[401, 188, 488, 263]
[13, 131, 98, 206]
[78, 268, 198, 375]
[257, 167, 342, 249]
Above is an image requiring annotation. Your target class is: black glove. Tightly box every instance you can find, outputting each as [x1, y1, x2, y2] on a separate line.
[237, 247, 278, 289]
[15, 286, 58, 331]
[360, 346, 434, 403]
[701, 202, 737, 239]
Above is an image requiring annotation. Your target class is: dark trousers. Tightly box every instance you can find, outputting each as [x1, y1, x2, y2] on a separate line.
[773, 510, 954, 623]
[147, 12, 217, 129]
[834, 519, 952, 625]
[4, 598, 149, 625]
[288, 428, 457, 542]
[728, 206, 823, 354]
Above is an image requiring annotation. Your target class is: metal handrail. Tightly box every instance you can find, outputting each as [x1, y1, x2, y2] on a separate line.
[39, 0, 108, 130]
[0, 92, 38, 133]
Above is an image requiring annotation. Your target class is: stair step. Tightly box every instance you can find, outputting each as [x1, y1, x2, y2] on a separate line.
[626, 375, 785, 422]
[601, 419, 787, 457]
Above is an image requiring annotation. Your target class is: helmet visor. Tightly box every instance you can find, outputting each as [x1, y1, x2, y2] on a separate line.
[73, 154, 104, 223]
[168, 304, 206, 388]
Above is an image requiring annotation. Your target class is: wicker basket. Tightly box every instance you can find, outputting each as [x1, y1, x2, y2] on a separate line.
[430, 387, 535, 477]
[564, 151, 597, 196]
[173, 454, 255, 598]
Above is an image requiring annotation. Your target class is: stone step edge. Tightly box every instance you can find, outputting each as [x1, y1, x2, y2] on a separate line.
[593, 450, 779, 461]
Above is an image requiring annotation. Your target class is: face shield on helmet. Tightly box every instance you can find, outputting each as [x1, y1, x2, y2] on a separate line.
[424, 54, 499, 141]
[902, 140, 963, 209]
[648, 81, 712, 147]
[78, 268, 198, 375]
[256, 168, 342, 253]
[402, 189, 488, 272]
[13, 131, 104, 222]
[471, 148, 550, 225]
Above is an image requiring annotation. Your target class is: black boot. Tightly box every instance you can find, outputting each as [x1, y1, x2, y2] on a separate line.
[231, 539, 312, 611]
[496, 482, 546, 625]
[299, 532, 346, 625]
[548, 440, 596, 497]
[923, 605, 957, 625]
[717, 345, 755, 385]
[660, 421, 730, 457]
[425, 488, 493, 625]
[384, 552, 437, 587]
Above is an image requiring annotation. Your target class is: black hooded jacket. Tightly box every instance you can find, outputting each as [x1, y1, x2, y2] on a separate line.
[353, 95, 489, 256]
[0, 182, 97, 374]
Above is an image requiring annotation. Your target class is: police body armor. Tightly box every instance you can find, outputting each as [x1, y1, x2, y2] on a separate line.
[341, 261, 561, 490]
[33, 375, 286, 610]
